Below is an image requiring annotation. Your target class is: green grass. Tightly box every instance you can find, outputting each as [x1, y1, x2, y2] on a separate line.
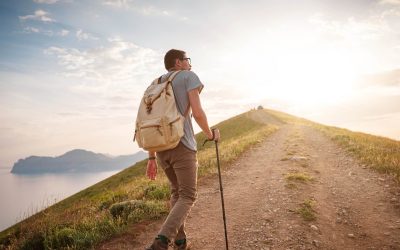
[301, 162, 309, 168]
[284, 183, 297, 189]
[313, 125, 400, 180]
[285, 172, 313, 182]
[109, 200, 167, 223]
[286, 150, 296, 156]
[265, 108, 400, 181]
[297, 199, 317, 221]
[0, 110, 278, 249]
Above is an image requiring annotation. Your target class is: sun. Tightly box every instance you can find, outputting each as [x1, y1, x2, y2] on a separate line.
[265, 47, 358, 106]
[244, 45, 357, 106]
[227, 24, 363, 108]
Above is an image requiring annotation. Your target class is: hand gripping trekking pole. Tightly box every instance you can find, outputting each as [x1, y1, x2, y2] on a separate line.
[203, 129, 229, 250]
[215, 140, 229, 250]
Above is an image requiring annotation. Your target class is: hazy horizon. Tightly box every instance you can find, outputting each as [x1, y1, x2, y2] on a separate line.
[0, 167, 119, 231]
[1, 0, 400, 168]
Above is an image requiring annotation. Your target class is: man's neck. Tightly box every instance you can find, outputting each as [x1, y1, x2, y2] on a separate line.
[168, 67, 179, 72]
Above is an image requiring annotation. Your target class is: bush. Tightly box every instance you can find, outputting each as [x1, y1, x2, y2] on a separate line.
[20, 232, 45, 250]
[45, 227, 76, 249]
[41, 218, 119, 250]
[143, 184, 170, 200]
[98, 191, 129, 210]
[0, 233, 14, 248]
[109, 200, 167, 223]
[297, 200, 316, 221]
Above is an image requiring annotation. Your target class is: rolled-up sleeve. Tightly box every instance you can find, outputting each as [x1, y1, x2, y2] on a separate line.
[185, 71, 204, 93]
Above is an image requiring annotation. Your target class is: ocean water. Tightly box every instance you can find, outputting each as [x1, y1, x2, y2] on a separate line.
[0, 167, 119, 232]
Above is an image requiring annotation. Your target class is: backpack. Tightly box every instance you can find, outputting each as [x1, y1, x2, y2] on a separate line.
[133, 71, 186, 152]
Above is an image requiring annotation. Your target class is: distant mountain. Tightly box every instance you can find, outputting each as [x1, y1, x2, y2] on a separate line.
[11, 149, 147, 174]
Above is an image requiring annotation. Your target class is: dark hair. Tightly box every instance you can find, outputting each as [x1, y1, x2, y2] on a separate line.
[164, 49, 186, 70]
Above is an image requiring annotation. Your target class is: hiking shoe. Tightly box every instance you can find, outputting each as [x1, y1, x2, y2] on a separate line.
[145, 238, 169, 250]
[173, 240, 192, 250]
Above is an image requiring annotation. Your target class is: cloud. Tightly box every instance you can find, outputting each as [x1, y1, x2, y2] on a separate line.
[358, 68, 400, 86]
[59, 29, 69, 36]
[22, 26, 69, 37]
[23, 26, 54, 36]
[33, 0, 59, 4]
[308, 13, 390, 42]
[379, 0, 400, 5]
[56, 112, 83, 117]
[19, 9, 55, 22]
[44, 37, 163, 91]
[76, 29, 98, 40]
[102, 0, 183, 19]
[103, 0, 131, 8]
[23, 26, 40, 33]
[362, 111, 400, 121]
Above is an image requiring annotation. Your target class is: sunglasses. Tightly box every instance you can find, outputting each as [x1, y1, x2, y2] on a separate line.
[181, 57, 191, 64]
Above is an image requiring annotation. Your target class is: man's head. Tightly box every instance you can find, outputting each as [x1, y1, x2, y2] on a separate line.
[164, 49, 191, 71]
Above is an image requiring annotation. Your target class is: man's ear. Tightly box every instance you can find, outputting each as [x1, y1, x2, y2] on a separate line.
[175, 58, 181, 68]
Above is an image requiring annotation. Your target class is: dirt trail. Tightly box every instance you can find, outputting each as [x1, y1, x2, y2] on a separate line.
[101, 124, 400, 250]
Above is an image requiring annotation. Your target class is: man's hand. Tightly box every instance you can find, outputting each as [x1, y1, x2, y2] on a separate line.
[209, 128, 220, 142]
[146, 159, 157, 180]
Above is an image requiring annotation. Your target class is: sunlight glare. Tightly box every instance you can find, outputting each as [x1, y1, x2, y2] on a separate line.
[237, 44, 359, 108]
[231, 25, 360, 107]
[270, 48, 357, 105]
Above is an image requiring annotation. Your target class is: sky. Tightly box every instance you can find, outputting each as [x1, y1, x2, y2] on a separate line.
[1, 0, 400, 168]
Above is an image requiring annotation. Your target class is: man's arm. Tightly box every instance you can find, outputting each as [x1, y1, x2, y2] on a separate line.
[188, 88, 220, 141]
[146, 151, 157, 180]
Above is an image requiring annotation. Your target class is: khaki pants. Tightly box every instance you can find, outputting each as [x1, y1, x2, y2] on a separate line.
[157, 142, 198, 240]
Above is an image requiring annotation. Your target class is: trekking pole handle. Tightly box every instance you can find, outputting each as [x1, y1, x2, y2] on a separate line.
[202, 128, 218, 146]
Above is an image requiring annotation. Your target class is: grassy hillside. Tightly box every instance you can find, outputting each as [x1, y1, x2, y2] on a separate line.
[1, 108, 399, 249]
[263, 108, 400, 181]
[0, 110, 278, 250]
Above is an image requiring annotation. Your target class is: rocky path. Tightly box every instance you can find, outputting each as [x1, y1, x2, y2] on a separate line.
[101, 124, 400, 249]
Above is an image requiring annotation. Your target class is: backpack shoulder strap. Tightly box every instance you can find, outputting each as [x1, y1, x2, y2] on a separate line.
[166, 70, 190, 117]
[157, 70, 181, 84]
[167, 70, 181, 82]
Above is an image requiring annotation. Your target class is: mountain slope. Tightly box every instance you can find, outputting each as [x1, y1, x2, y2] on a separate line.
[127, 122, 400, 249]
[0, 109, 277, 249]
[1, 109, 399, 250]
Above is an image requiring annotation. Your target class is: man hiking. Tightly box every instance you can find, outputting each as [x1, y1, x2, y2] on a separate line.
[145, 49, 220, 250]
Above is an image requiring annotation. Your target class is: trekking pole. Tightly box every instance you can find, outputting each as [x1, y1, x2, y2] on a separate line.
[215, 140, 229, 250]
[203, 131, 229, 250]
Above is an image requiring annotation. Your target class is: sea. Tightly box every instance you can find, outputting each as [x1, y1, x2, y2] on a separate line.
[0, 167, 119, 232]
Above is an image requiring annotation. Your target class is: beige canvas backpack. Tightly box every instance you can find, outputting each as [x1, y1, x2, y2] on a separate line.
[133, 71, 186, 152]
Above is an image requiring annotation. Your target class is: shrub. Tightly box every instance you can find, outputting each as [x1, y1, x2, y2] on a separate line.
[42, 218, 119, 250]
[98, 191, 129, 210]
[20, 232, 45, 250]
[285, 172, 313, 182]
[297, 199, 316, 221]
[143, 184, 170, 200]
[109, 200, 167, 223]
[45, 227, 76, 249]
